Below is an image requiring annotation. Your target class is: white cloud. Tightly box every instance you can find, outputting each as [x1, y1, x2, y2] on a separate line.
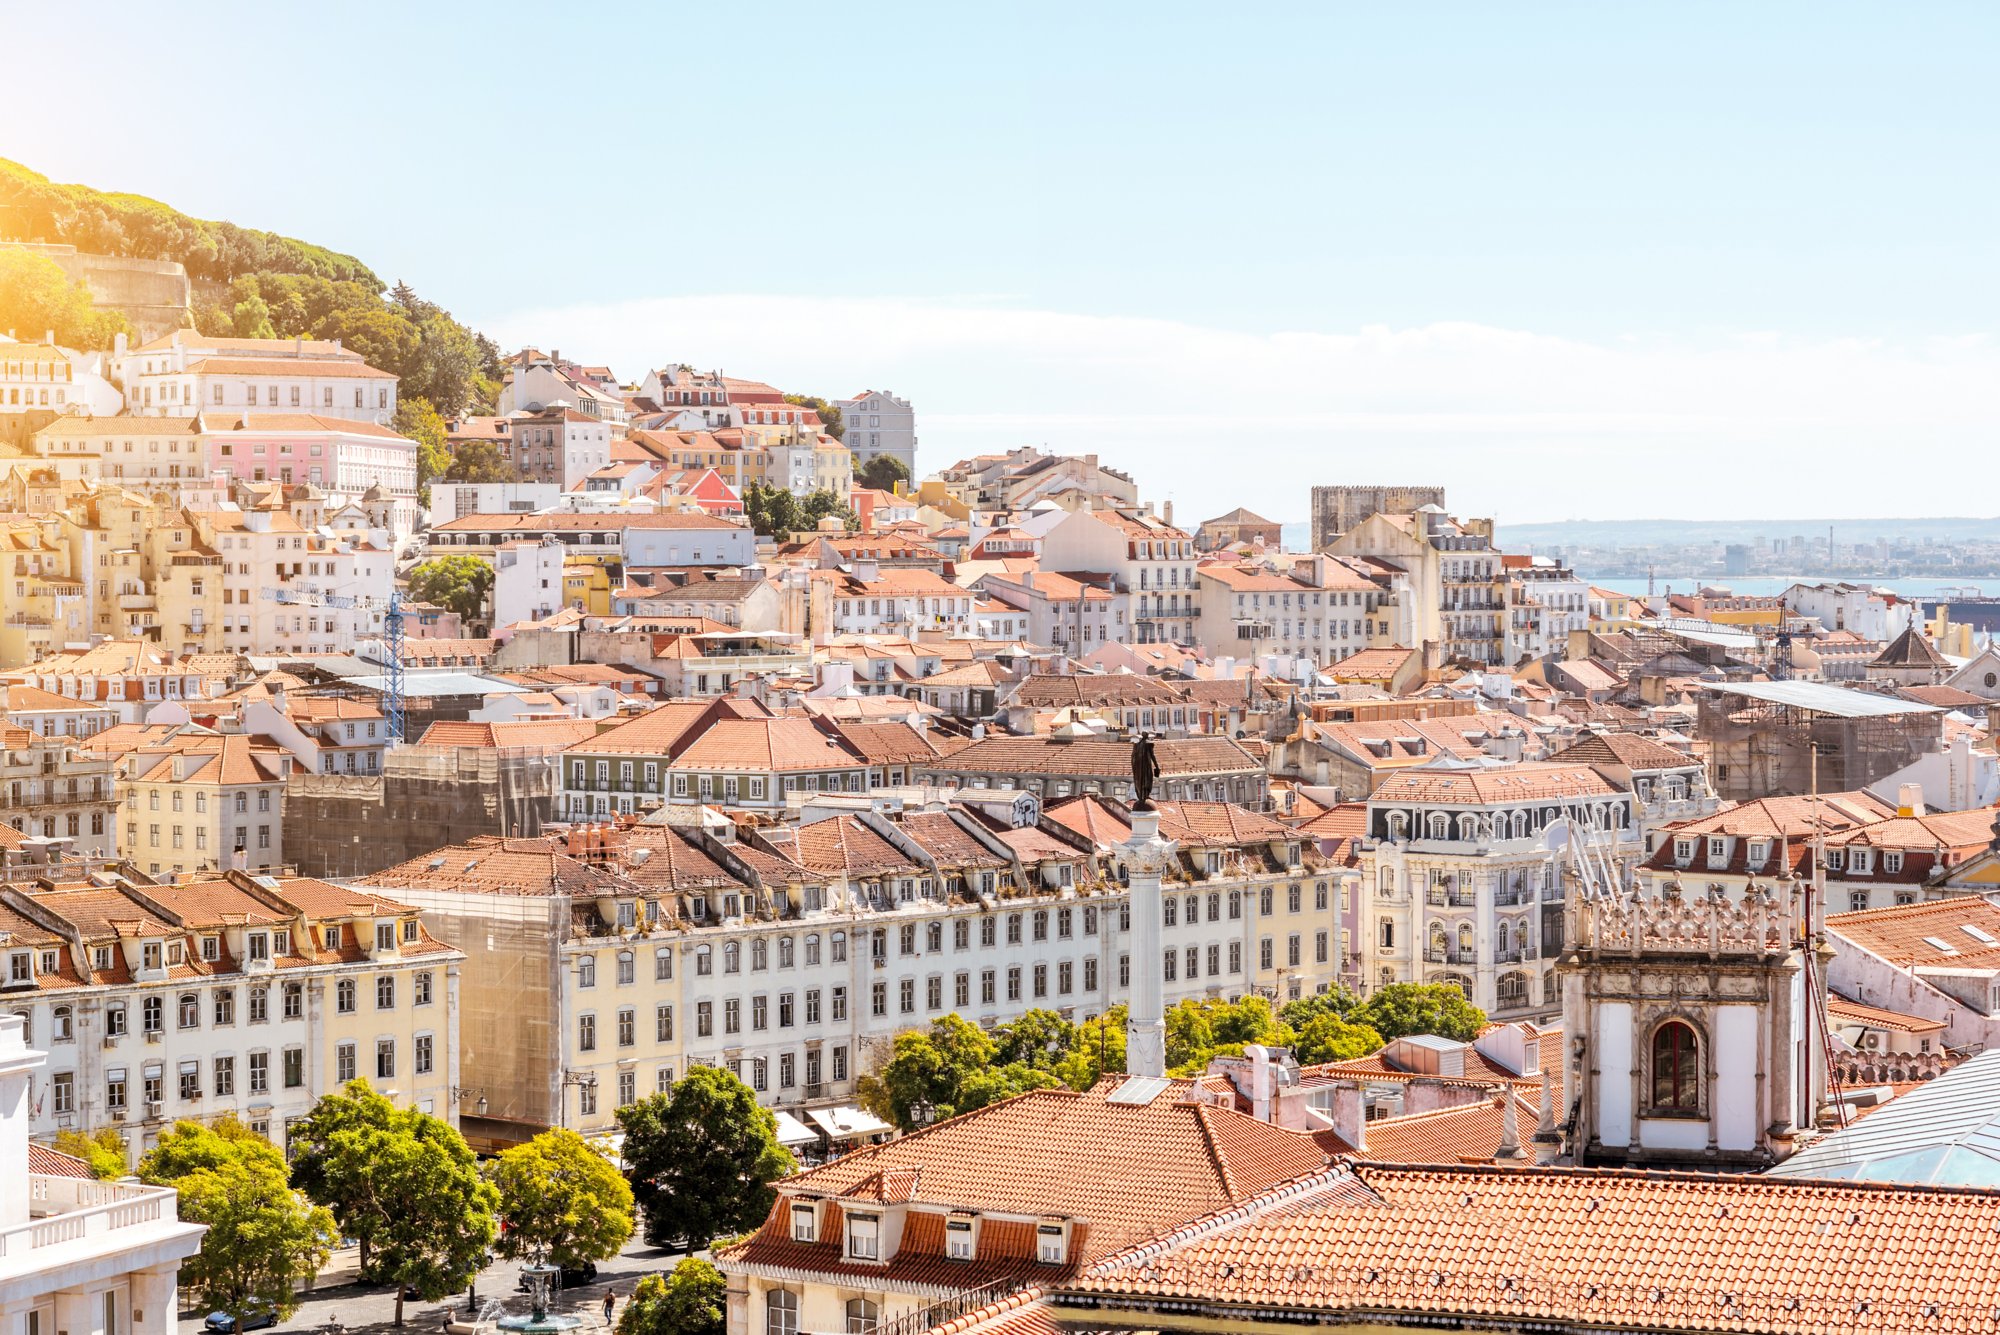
[477, 295, 2000, 524]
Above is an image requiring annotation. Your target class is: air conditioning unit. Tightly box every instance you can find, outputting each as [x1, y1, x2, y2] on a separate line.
[102, 1034, 120, 1049]
[144, 1030, 162, 1044]
[1861, 1033, 1881, 1051]
[110, 1108, 127, 1121]
[145, 1101, 163, 1119]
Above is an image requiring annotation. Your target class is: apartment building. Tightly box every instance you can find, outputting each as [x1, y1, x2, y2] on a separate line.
[111, 332, 397, 424]
[0, 1013, 205, 1335]
[1331, 507, 1506, 665]
[116, 733, 293, 878]
[356, 791, 1347, 1139]
[200, 415, 418, 536]
[3, 640, 221, 724]
[1037, 508, 1198, 646]
[1503, 557, 1592, 663]
[1194, 555, 1392, 663]
[500, 407, 612, 489]
[1358, 763, 1646, 1019]
[834, 389, 917, 476]
[428, 512, 756, 568]
[0, 873, 459, 1166]
[976, 570, 1127, 652]
[0, 723, 118, 857]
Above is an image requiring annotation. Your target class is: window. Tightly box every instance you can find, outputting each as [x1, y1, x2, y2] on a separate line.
[1037, 1223, 1067, 1264]
[337, 1042, 357, 1082]
[416, 1034, 434, 1075]
[579, 1014, 597, 1051]
[657, 1004, 674, 1041]
[282, 984, 301, 1020]
[249, 1051, 269, 1094]
[284, 1046, 304, 1088]
[847, 1214, 881, 1261]
[946, 1217, 975, 1260]
[767, 1288, 800, 1335]
[1650, 1020, 1701, 1113]
[142, 996, 163, 1033]
[415, 972, 434, 1006]
[214, 1055, 235, 1096]
[375, 1039, 395, 1080]
[376, 975, 395, 1009]
[618, 952, 635, 985]
[337, 978, 356, 1013]
[213, 989, 234, 1026]
[696, 1002, 713, 1037]
[178, 993, 199, 1028]
[618, 1008, 635, 1046]
[579, 956, 598, 988]
[844, 1300, 878, 1335]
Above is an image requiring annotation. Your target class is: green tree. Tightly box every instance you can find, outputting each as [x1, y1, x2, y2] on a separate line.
[0, 249, 130, 349]
[799, 489, 856, 533]
[490, 1129, 634, 1269]
[1292, 1013, 1384, 1065]
[1279, 987, 1361, 1032]
[407, 555, 494, 626]
[394, 397, 453, 501]
[1351, 982, 1488, 1043]
[856, 455, 909, 494]
[230, 293, 277, 340]
[444, 438, 521, 484]
[141, 1118, 334, 1330]
[1055, 1007, 1129, 1090]
[995, 1009, 1077, 1070]
[616, 1066, 794, 1251]
[53, 1126, 128, 1179]
[743, 484, 802, 539]
[616, 1260, 725, 1335]
[783, 393, 843, 441]
[954, 1063, 1064, 1112]
[1165, 997, 1296, 1076]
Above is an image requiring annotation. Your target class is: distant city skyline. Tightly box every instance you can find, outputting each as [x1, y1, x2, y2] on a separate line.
[9, 2, 1999, 522]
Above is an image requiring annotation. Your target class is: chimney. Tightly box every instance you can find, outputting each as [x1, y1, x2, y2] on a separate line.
[1495, 1089, 1527, 1162]
[1897, 782, 1926, 819]
[1330, 1080, 1366, 1153]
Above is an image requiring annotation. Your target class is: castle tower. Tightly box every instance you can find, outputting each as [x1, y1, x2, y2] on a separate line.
[1558, 875, 1819, 1169]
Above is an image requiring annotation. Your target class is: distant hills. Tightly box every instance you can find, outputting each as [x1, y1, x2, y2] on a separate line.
[1279, 517, 2000, 551]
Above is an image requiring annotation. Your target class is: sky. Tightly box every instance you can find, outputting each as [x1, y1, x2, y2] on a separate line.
[8, 2, 1999, 526]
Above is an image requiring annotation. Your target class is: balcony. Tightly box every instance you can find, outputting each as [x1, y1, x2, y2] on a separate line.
[1424, 889, 1478, 909]
[3, 1174, 180, 1263]
[1422, 947, 1475, 965]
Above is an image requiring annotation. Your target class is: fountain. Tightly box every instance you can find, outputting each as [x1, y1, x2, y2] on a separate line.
[495, 1264, 586, 1335]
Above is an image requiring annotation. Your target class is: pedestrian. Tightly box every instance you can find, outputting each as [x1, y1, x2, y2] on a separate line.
[602, 1292, 615, 1325]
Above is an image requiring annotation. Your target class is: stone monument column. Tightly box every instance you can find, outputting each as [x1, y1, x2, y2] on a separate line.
[1123, 806, 1177, 1079]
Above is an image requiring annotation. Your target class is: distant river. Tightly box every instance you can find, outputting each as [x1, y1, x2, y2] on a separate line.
[1588, 575, 2000, 600]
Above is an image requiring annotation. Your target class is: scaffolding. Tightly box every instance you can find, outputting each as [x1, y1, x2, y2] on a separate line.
[1695, 682, 1944, 801]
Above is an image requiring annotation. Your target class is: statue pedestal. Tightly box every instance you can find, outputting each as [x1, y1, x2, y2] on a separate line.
[1123, 807, 1177, 1079]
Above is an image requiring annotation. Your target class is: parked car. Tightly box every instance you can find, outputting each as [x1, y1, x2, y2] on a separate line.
[204, 1304, 278, 1334]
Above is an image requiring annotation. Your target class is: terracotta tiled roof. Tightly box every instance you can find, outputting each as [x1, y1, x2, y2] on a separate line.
[563, 701, 718, 756]
[418, 719, 600, 750]
[1828, 897, 2000, 970]
[896, 812, 1011, 868]
[358, 836, 643, 898]
[770, 817, 924, 879]
[1547, 731, 1698, 771]
[1010, 674, 1188, 709]
[724, 1083, 1331, 1290]
[1827, 996, 1947, 1034]
[185, 357, 393, 379]
[1327, 647, 1419, 677]
[1060, 1160, 2000, 1334]
[1368, 763, 1617, 805]
[1358, 1093, 1543, 1164]
[672, 717, 861, 772]
[28, 1145, 97, 1177]
[931, 735, 1260, 778]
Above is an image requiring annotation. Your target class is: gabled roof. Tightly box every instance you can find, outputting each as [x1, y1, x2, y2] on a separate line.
[1873, 624, 1950, 669]
[1829, 896, 2000, 971]
[1546, 731, 1698, 771]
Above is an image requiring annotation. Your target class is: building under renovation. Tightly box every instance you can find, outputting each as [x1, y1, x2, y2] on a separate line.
[284, 729, 577, 877]
[1695, 680, 1945, 801]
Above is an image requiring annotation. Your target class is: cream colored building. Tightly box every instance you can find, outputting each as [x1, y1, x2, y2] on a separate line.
[0, 873, 460, 1167]
[117, 733, 293, 878]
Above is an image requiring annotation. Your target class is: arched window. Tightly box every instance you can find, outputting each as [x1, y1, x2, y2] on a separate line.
[1651, 1020, 1701, 1113]
[845, 1299, 878, 1334]
[1511, 811, 1529, 840]
[1428, 923, 1447, 954]
[1378, 866, 1396, 894]
[765, 1288, 799, 1335]
[1379, 918, 1396, 949]
[1386, 811, 1409, 840]
[1379, 966, 1396, 989]
[53, 1005, 73, 1042]
[723, 943, 741, 974]
[1457, 814, 1479, 841]
[778, 937, 795, 968]
[1426, 813, 1450, 840]
[1456, 922, 1474, 954]
[1496, 921, 1511, 955]
[1496, 972, 1527, 1009]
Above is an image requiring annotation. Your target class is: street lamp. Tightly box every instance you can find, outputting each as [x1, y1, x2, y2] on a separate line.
[450, 1086, 487, 1116]
[559, 1071, 598, 1130]
[909, 1098, 937, 1129]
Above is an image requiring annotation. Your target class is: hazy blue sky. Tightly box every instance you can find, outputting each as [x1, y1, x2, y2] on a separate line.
[10, 2, 1998, 524]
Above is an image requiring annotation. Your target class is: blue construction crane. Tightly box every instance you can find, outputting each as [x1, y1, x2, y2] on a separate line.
[260, 585, 408, 743]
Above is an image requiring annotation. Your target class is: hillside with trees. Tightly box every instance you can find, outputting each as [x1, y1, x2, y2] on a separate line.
[0, 157, 502, 424]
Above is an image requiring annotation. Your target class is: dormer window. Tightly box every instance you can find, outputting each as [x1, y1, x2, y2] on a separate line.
[142, 942, 162, 971]
[166, 942, 183, 966]
[846, 1212, 880, 1261]
[790, 1201, 817, 1243]
[402, 919, 419, 942]
[273, 929, 290, 955]
[1036, 1222, 1068, 1265]
[376, 922, 395, 951]
[1851, 849, 1873, 874]
[1747, 840, 1769, 868]
[201, 936, 221, 962]
[1884, 852, 1904, 874]
[1707, 837, 1727, 862]
[1674, 839, 1693, 864]
[946, 1216, 976, 1260]
[247, 933, 268, 962]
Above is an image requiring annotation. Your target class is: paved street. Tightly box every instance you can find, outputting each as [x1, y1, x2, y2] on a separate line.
[183, 1234, 687, 1335]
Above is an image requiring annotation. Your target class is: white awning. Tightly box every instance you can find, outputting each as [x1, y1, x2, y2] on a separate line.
[807, 1105, 893, 1141]
[771, 1110, 819, 1146]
